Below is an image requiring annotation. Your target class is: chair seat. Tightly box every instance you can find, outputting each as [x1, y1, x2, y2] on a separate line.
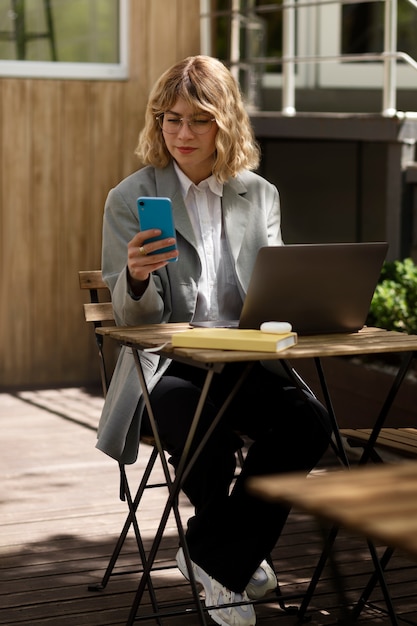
[342, 427, 417, 458]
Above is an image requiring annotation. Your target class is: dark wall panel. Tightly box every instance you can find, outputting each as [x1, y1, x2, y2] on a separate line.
[259, 140, 358, 244]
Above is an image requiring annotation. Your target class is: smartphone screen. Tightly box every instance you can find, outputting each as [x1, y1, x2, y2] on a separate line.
[137, 196, 177, 261]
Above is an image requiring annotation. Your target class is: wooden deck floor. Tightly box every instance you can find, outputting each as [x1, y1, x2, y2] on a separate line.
[1, 387, 417, 626]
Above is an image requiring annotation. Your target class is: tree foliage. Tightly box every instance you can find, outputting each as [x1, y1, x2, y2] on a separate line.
[366, 258, 417, 334]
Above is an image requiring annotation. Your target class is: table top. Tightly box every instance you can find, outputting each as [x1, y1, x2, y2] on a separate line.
[248, 461, 417, 561]
[96, 324, 417, 364]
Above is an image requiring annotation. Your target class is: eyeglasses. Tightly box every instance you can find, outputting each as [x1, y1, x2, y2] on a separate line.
[157, 114, 216, 135]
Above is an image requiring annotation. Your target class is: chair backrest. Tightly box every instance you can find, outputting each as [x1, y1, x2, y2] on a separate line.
[78, 271, 243, 460]
[78, 270, 115, 397]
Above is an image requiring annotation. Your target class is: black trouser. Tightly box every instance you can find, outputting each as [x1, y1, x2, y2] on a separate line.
[142, 360, 331, 592]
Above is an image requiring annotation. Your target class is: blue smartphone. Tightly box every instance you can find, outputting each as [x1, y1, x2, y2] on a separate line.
[137, 196, 178, 261]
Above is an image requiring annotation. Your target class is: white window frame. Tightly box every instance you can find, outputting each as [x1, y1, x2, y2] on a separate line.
[318, 1, 417, 89]
[0, 0, 129, 80]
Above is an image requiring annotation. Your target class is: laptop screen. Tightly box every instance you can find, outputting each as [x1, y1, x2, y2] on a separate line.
[238, 242, 388, 335]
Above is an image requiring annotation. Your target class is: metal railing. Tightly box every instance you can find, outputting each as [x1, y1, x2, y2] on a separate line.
[200, 0, 417, 117]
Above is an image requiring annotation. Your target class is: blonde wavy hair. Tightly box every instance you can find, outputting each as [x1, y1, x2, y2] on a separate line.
[135, 55, 260, 183]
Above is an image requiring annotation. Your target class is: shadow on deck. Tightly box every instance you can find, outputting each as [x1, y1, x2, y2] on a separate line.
[1, 387, 417, 626]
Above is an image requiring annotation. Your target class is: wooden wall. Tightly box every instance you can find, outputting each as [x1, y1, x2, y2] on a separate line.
[0, 0, 201, 389]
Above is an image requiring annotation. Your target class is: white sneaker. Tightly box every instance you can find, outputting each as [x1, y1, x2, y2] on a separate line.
[176, 548, 256, 626]
[245, 560, 277, 600]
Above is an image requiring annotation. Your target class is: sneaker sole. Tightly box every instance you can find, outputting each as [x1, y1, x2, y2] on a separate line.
[178, 550, 276, 600]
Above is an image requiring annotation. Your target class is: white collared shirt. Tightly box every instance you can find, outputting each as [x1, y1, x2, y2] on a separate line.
[174, 162, 242, 321]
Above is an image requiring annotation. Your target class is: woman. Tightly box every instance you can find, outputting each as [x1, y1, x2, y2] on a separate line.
[97, 55, 331, 626]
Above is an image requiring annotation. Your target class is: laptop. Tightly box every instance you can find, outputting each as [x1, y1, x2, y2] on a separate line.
[192, 242, 388, 335]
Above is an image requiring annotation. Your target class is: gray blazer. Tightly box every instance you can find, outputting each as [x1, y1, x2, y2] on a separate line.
[96, 162, 283, 463]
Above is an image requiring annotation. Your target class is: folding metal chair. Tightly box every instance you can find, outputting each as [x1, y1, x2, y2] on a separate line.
[79, 271, 171, 597]
[78, 270, 296, 624]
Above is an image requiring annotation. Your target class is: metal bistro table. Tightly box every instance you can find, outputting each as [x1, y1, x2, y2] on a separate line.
[248, 461, 417, 623]
[96, 323, 417, 625]
[249, 461, 417, 561]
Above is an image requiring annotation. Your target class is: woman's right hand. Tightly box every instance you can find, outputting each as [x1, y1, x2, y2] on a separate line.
[127, 229, 178, 295]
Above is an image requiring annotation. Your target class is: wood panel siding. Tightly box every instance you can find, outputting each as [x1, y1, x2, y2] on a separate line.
[0, 0, 200, 388]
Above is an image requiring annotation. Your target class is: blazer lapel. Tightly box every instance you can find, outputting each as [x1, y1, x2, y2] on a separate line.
[222, 176, 252, 261]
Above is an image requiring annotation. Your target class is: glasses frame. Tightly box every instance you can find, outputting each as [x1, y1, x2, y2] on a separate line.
[156, 114, 216, 135]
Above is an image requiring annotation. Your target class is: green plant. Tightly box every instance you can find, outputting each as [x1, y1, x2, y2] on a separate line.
[366, 257, 417, 334]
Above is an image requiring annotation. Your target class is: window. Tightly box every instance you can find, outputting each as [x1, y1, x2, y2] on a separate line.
[0, 0, 128, 79]
[319, 0, 417, 88]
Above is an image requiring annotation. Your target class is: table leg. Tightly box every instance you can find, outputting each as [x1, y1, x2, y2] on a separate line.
[126, 351, 256, 625]
[294, 351, 416, 623]
[350, 546, 395, 621]
[281, 359, 348, 465]
[314, 357, 350, 467]
[126, 348, 213, 625]
[359, 351, 415, 465]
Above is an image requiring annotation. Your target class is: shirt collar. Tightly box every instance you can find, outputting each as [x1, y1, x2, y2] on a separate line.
[174, 161, 223, 198]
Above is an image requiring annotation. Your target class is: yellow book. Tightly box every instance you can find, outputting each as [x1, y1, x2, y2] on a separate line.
[171, 327, 297, 352]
